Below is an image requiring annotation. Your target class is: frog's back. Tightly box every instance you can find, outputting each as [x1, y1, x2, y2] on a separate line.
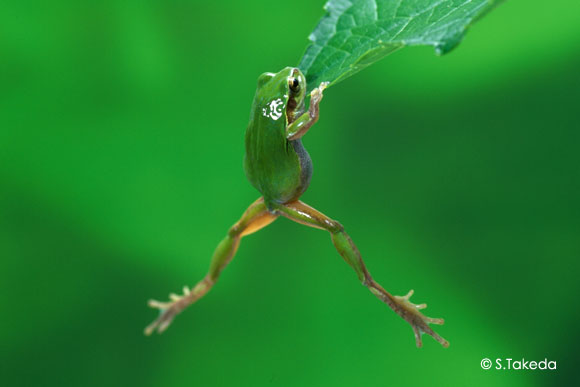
[244, 73, 312, 207]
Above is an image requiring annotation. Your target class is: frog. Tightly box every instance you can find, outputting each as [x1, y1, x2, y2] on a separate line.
[145, 67, 448, 348]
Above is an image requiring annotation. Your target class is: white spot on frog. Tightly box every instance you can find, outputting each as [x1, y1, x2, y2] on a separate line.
[262, 98, 284, 121]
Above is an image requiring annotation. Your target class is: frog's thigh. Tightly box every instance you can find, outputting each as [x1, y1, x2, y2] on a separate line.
[273, 200, 370, 281]
[208, 197, 278, 280]
[238, 208, 278, 237]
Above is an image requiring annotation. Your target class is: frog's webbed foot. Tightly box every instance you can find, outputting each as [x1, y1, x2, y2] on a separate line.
[391, 289, 448, 348]
[145, 285, 203, 335]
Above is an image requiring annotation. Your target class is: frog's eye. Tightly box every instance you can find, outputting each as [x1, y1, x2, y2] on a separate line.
[289, 77, 300, 92]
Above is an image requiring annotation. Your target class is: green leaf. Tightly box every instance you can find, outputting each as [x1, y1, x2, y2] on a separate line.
[299, 0, 503, 92]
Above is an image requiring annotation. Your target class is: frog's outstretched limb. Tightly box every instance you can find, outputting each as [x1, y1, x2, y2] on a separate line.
[145, 197, 277, 335]
[272, 200, 449, 348]
[286, 81, 328, 140]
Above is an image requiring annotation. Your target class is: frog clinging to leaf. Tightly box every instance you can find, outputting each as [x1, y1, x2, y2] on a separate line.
[145, 67, 448, 348]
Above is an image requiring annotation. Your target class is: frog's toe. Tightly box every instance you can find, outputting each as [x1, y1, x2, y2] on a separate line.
[393, 289, 449, 348]
[144, 302, 178, 335]
[144, 286, 191, 335]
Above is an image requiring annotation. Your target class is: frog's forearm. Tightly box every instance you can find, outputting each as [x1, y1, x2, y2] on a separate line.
[272, 200, 449, 348]
[286, 83, 327, 141]
[145, 197, 277, 335]
[286, 111, 318, 141]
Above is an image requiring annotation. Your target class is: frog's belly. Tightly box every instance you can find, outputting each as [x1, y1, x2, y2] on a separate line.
[287, 139, 312, 199]
[245, 140, 312, 205]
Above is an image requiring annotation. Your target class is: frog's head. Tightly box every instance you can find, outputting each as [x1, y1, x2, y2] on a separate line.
[256, 67, 307, 124]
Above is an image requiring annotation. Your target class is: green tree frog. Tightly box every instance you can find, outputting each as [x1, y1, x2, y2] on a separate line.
[145, 67, 448, 348]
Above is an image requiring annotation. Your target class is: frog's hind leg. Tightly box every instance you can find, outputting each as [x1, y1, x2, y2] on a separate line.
[273, 200, 448, 348]
[145, 197, 277, 335]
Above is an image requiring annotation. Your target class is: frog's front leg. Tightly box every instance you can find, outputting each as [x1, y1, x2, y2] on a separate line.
[272, 200, 449, 348]
[286, 82, 329, 140]
[145, 197, 277, 335]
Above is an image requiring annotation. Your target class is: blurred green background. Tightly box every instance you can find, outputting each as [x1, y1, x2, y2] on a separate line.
[1, 1, 578, 386]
